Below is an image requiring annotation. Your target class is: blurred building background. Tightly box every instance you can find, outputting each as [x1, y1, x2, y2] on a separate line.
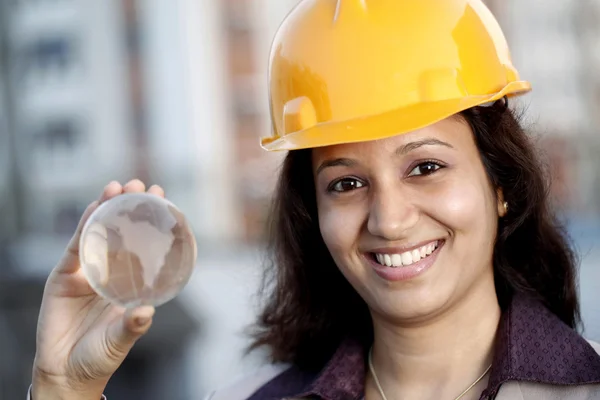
[0, 0, 599, 399]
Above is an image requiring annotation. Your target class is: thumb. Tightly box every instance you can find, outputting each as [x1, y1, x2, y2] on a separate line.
[106, 306, 155, 357]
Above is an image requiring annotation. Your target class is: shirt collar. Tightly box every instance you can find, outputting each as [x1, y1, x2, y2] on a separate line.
[482, 294, 600, 398]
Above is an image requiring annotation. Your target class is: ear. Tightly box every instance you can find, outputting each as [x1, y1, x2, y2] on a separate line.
[496, 188, 508, 218]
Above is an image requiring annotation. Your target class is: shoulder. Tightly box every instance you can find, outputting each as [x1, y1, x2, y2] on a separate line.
[587, 339, 600, 355]
[494, 337, 600, 400]
[203, 363, 292, 400]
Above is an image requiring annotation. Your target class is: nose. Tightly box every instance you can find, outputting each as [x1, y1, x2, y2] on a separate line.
[367, 188, 419, 240]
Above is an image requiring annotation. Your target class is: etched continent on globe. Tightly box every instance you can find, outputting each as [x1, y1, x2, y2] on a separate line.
[79, 193, 197, 308]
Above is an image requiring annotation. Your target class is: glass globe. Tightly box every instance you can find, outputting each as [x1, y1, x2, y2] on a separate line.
[79, 192, 197, 308]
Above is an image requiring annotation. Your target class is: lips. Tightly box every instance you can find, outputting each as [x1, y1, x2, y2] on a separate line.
[366, 240, 445, 282]
[372, 240, 440, 268]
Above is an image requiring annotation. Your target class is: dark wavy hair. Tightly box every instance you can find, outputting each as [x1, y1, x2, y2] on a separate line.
[248, 100, 581, 371]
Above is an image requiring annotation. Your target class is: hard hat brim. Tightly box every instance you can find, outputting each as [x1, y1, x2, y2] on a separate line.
[260, 80, 531, 152]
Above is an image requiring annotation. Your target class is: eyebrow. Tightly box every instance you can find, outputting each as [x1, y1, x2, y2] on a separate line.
[315, 138, 454, 176]
[395, 138, 454, 155]
[316, 158, 357, 176]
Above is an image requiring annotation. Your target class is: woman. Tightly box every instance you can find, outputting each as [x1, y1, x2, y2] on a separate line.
[27, 0, 600, 399]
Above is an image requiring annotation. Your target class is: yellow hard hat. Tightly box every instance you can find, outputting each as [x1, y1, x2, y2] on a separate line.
[261, 0, 531, 152]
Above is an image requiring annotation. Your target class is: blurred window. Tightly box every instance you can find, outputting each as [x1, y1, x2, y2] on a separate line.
[29, 117, 85, 173]
[20, 37, 75, 80]
[35, 118, 79, 150]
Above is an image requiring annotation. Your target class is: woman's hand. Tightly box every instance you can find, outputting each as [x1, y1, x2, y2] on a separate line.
[31, 180, 162, 399]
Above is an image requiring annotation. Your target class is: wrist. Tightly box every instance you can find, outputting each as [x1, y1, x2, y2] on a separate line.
[32, 372, 107, 400]
[31, 383, 106, 400]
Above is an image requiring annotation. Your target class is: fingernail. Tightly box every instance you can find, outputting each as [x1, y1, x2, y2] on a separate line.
[135, 316, 150, 326]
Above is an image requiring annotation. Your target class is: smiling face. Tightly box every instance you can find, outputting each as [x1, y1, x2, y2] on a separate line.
[312, 116, 506, 324]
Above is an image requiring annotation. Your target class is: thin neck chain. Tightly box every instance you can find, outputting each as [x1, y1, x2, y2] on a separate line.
[367, 346, 492, 400]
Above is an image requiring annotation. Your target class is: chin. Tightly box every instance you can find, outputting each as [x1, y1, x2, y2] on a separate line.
[374, 289, 454, 323]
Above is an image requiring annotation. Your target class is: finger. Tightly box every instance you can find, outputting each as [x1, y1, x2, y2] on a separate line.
[147, 184, 165, 198]
[106, 306, 155, 356]
[57, 181, 121, 275]
[56, 200, 100, 274]
[123, 179, 146, 193]
[100, 181, 123, 204]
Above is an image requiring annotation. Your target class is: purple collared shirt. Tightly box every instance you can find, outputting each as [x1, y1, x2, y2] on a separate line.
[248, 295, 600, 400]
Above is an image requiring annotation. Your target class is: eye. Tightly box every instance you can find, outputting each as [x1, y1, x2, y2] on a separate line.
[328, 177, 365, 193]
[408, 161, 443, 177]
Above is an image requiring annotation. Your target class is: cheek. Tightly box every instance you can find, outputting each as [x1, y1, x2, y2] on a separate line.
[429, 177, 496, 235]
[317, 200, 365, 263]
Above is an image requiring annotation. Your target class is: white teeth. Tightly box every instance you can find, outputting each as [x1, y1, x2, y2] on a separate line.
[411, 249, 421, 262]
[426, 244, 434, 255]
[374, 241, 439, 268]
[384, 254, 392, 267]
[401, 252, 412, 265]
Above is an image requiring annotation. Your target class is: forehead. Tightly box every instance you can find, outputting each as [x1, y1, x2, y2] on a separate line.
[312, 116, 472, 161]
